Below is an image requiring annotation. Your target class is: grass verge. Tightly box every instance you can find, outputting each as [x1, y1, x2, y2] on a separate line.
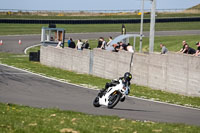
[87, 35, 200, 52]
[0, 51, 200, 109]
[0, 22, 200, 35]
[1, 103, 200, 133]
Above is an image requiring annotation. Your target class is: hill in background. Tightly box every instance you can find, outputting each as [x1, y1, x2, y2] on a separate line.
[188, 4, 200, 10]
[184, 4, 200, 13]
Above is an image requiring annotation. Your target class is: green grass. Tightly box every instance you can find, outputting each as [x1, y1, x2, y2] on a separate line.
[1, 103, 200, 133]
[0, 22, 200, 35]
[78, 35, 200, 52]
[0, 49, 200, 109]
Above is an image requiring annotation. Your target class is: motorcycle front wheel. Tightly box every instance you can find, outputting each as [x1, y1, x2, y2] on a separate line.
[108, 91, 122, 109]
[93, 97, 101, 107]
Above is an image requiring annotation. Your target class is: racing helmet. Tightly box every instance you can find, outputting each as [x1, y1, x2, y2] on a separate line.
[124, 72, 132, 82]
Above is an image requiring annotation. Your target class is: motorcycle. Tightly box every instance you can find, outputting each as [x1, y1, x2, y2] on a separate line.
[93, 79, 128, 109]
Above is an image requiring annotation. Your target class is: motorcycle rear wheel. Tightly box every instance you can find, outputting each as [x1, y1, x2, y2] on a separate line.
[108, 91, 121, 109]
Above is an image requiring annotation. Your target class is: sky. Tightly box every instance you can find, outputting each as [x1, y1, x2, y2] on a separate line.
[0, 0, 199, 11]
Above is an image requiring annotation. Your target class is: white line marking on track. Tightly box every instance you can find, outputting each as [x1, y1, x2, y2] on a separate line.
[1, 63, 200, 111]
[24, 44, 41, 54]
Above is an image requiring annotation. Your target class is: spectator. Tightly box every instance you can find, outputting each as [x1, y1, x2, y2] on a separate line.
[105, 36, 114, 51]
[126, 43, 134, 53]
[119, 42, 127, 51]
[82, 40, 90, 49]
[69, 38, 75, 49]
[160, 43, 168, 54]
[97, 37, 103, 48]
[113, 43, 120, 52]
[178, 40, 187, 53]
[50, 37, 54, 41]
[76, 39, 83, 50]
[106, 36, 113, 46]
[184, 44, 196, 55]
[121, 24, 126, 35]
[67, 37, 71, 47]
[195, 42, 200, 56]
[56, 41, 62, 48]
[100, 37, 106, 49]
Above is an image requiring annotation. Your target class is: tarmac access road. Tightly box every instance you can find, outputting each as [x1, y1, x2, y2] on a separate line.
[0, 64, 200, 126]
[0, 30, 200, 54]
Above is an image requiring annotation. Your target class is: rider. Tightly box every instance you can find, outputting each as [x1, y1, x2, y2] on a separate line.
[99, 72, 132, 101]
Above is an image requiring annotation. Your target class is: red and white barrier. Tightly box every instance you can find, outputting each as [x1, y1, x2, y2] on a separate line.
[0, 40, 3, 45]
[18, 40, 22, 45]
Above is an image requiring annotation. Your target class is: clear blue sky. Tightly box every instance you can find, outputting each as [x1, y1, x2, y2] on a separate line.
[0, 0, 199, 11]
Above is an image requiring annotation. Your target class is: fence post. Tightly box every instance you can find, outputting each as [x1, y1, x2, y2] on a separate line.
[89, 50, 94, 75]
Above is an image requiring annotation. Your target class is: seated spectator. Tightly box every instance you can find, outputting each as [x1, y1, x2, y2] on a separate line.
[118, 42, 128, 51]
[195, 42, 200, 56]
[178, 40, 187, 53]
[67, 37, 71, 47]
[50, 37, 54, 41]
[113, 43, 120, 52]
[56, 41, 62, 48]
[183, 44, 196, 55]
[82, 40, 90, 49]
[160, 43, 168, 54]
[105, 37, 114, 51]
[126, 43, 134, 53]
[113, 42, 134, 53]
[68, 38, 75, 48]
[76, 39, 83, 50]
[105, 36, 113, 48]
[100, 37, 106, 49]
[97, 37, 103, 48]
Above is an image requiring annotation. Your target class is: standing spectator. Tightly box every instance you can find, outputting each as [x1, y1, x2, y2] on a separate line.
[76, 39, 83, 50]
[178, 40, 187, 53]
[67, 37, 71, 47]
[195, 42, 200, 56]
[68, 38, 75, 48]
[184, 44, 196, 55]
[121, 24, 126, 35]
[82, 40, 90, 49]
[160, 43, 168, 54]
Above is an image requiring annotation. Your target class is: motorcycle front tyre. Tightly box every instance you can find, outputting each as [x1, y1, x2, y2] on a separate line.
[107, 91, 122, 109]
[93, 97, 101, 107]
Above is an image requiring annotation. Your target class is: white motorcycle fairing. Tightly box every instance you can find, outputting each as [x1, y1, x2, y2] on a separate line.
[99, 80, 126, 106]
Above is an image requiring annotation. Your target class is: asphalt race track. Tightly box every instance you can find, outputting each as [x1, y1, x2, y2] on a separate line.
[0, 64, 200, 126]
[0, 31, 200, 126]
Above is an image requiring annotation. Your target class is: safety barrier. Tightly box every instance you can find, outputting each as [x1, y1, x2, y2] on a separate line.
[40, 46, 200, 97]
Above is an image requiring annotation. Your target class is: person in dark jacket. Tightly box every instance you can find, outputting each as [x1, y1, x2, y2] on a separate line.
[184, 44, 196, 55]
[68, 38, 75, 48]
[82, 40, 90, 49]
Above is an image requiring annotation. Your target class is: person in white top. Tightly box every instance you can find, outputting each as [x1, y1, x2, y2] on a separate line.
[76, 39, 83, 50]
